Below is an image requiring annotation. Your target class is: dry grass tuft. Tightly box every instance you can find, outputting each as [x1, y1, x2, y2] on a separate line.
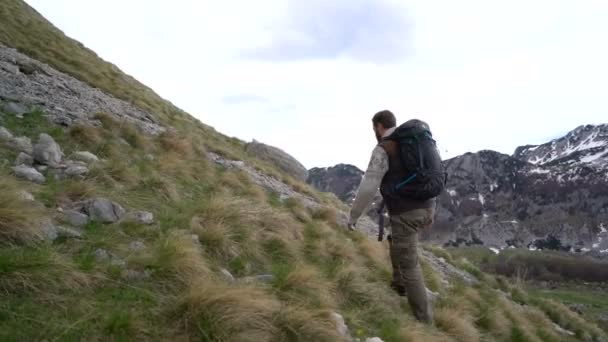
[68, 123, 103, 146]
[0, 246, 91, 293]
[313, 206, 339, 226]
[396, 322, 453, 342]
[178, 281, 280, 341]
[533, 298, 606, 340]
[358, 238, 391, 268]
[0, 177, 48, 244]
[524, 306, 561, 341]
[120, 123, 152, 151]
[283, 197, 312, 223]
[274, 306, 345, 342]
[158, 132, 194, 157]
[435, 307, 480, 342]
[94, 112, 120, 130]
[156, 230, 210, 284]
[273, 264, 335, 307]
[500, 298, 543, 342]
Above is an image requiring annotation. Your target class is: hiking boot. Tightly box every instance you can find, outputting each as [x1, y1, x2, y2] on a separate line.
[391, 282, 407, 297]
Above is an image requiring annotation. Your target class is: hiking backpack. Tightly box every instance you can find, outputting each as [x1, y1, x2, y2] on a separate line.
[382, 120, 447, 201]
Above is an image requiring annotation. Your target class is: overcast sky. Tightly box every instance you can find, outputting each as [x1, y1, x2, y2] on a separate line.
[26, 0, 608, 170]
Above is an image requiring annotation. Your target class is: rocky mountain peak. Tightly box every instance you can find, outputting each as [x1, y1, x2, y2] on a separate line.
[514, 124, 608, 169]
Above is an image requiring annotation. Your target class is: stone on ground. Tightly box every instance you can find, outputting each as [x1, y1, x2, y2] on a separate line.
[85, 197, 125, 223]
[72, 151, 99, 164]
[11, 164, 45, 183]
[33, 133, 63, 167]
[15, 152, 33, 166]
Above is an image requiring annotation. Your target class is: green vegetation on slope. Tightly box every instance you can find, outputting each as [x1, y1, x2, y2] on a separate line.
[0, 110, 605, 341]
[0, 0, 606, 340]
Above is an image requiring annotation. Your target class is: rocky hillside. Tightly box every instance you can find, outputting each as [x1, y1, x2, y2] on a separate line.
[1, 1, 606, 341]
[307, 164, 365, 203]
[309, 125, 608, 253]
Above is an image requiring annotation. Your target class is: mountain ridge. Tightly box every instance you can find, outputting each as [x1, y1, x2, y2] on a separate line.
[1, 0, 607, 340]
[307, 123, 608, 252]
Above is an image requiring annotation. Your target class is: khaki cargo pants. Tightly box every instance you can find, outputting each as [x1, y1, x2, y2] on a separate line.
[389, 208, 434, 324]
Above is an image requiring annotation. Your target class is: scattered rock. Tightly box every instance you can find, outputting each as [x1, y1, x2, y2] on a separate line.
[35, 165, 48, 173]
[38, 219, 58, 242]
[86, 198, 125, 223]
[122, 211, 154, 225]
[72, 151, 99, 164]
[0, 126, 12, 140]
[11, 164, 45, 183]
[10, 136, 33, 154]
[568, 303, 586, 315]
[94, 248, 110, 262]
[62, 209, 89, 227]
[121, 269, 151, 281]
[93, 248, 126, 267]
[2, 102, 28, 117]
[33, 133, 63, 167]
[64, 164, 89, 177]
[365, 338, 385, 342]
[246, 140, 309, 181]
[0, 44, 165, 135]
[110, 257, 126, 268]
[241, 274, 275, 284]
[56, 226, 83, 239]
[143, 154, 154, 161]
[14, 152, 33, 166]
[331, 312, 352, 341]
[17, 190, 34, 201]
[128, 240, 145, 251]
[553, 323, 575, 336]
[220, 268, 236, 283]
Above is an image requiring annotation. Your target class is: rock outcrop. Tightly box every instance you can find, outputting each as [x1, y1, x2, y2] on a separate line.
[246, 139, 308, 181]
[0, 43, 164, 135]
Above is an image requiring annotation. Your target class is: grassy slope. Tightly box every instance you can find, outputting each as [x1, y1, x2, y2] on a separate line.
[0, 1, 606, 341]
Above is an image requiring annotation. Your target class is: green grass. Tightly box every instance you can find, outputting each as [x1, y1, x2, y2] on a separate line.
[528, 285, 608, 332]
[1, 1, 607, 340]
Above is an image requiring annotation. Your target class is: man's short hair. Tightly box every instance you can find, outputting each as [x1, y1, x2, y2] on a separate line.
[372, 110, 397, 129]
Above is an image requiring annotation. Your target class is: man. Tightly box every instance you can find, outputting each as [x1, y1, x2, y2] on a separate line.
[348, 110, 436, 324]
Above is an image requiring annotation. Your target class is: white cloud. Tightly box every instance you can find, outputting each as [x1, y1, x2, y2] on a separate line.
[25, 0, 608, 170]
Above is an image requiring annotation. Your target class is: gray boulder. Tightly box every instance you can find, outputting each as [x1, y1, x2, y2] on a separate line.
[10, 136, 33, 154]
[121, 269, 151, 281]
[128, 240, 145, 251]
[11, 164, 45, 183]
[64, 164, 89, 177]
[220, 268, 236, 283]
[2, 102, 28, 117]
[33, 133, 63, 167]
[86, 198, 125, 223]
[56, 226, 83, 239]
[0, 126, 12, 140]
[122, 211, 154, 225]
[331, 312, 352, 341]
[72, 151, 99, 164]
[246, 140, 308, 181]
[38, 220, 58, 242]
[17, 190, 35, 201]
[241, 274, 274, 284]
[62, 209, 89, 227]
[94, 248, 110, 262]
[14, 152, 33, 166]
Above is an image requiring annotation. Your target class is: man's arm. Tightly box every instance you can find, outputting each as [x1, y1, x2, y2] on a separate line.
[349, 146, 389, 228]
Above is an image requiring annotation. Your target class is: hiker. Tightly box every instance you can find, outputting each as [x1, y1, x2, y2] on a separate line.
[348, 110, 445, 324]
